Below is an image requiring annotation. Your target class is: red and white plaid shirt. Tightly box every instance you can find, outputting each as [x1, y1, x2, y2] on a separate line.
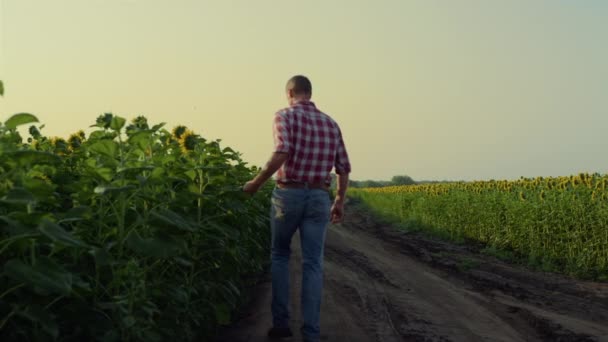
[273, 100, 351, 185]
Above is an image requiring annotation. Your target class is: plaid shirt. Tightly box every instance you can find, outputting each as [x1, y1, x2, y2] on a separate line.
[273, 100, 351, 185]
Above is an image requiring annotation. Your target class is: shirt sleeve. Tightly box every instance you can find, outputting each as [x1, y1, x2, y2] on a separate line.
[273, 112, 291, 154]
[334, 128, 351, 175]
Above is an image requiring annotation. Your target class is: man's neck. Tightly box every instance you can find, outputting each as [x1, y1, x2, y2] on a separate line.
[290, 97, 312, 106]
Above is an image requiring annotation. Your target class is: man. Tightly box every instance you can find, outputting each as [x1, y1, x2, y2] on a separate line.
[243, 75, 351, 342]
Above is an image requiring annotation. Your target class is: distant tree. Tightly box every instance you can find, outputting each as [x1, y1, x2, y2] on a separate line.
[360, 180, 385, 188]
[348, 179, 388, 188]
[390, 175, 415, 186]
[348, 179, 360, 188]
[348, 175, 417, 188]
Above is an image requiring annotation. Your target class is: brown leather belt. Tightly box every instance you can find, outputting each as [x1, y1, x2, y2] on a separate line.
[277, 181, 330, 191]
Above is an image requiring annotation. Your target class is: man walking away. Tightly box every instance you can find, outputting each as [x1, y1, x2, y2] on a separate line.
[243, 75, 351, 342]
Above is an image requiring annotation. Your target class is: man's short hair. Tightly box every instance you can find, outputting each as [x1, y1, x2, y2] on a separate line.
[286, 75, 312, 96]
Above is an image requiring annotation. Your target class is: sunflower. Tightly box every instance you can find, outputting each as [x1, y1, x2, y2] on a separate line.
[31, 172, 51, 184]
[75, 130, 86, 140]
[127, 116, 149, 133]
[172, 125, 188, 140]
[67, 130, 86, 151]
[51, 137, 69, 155]
[29, 125, 42, 139]
[178, 129, 198, 154]
[51, 137, 67, 149]
[96, 113, 113, 129]
[518, 191, 526, 201]
[131, 116, 148, 128]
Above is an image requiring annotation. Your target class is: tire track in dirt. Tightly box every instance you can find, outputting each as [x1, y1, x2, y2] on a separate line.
[217, 201, 608, 342]
[324, 228, 526, 341]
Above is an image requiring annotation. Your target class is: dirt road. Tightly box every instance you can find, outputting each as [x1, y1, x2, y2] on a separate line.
[218, 202, 608, 342]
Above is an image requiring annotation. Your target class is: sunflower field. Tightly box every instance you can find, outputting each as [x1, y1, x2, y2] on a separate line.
[0, 99, 271, 340]
[352, 175, 608, 280]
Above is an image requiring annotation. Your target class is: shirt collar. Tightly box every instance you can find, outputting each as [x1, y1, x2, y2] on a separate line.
[291, 99, 315, 107]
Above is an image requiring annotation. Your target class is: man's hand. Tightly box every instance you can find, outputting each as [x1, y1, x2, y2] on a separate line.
[330, 200, 345, 224]
[331, 173, 349, 224]
[243, 180, 262, 194]
[242, 152, 289, 195]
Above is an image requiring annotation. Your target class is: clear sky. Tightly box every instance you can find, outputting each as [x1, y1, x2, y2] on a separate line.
[1, 0, 607, 181]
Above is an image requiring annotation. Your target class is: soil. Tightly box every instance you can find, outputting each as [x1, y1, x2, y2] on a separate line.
[217, 201, 608, 342]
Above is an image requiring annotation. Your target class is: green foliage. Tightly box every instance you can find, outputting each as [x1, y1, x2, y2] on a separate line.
[352, 175, 608, 280]
[4, 113, 39, 130]
[350, 179, 389, 188]
[348, 174, 416, 188]
[390, 175, 415, 186]
[0, 113, 271, 341]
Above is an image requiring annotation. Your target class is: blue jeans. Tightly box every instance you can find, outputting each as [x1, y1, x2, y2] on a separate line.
[270, 187, 331, 342]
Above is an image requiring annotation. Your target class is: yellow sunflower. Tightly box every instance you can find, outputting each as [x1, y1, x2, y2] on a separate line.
[67, 130, 86, 151]
[51, 137, 69, 155]
[172, 125, 188, 140]
[178, 130, 197, 154]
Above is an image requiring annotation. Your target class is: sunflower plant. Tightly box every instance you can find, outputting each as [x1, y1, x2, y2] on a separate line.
[1, 88, 272, 341]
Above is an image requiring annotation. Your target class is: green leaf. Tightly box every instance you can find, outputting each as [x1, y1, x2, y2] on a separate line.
[126, 232, 185, 258]
[122, 315, 136, 328]
[17, 305, 59, 339]
[149, 167, 165, 181]
[173, 257, 194, 267]
[1, 187, 36, 205]
[128, 130, 153, 150]
[88, 130, 116, 141]
[93, 185, 134, 195]
[187, 183, 199, 193]
[220, 185, 245, 193]
[0, 80, 4, 96]
[185, 170, 197, 181]
[72, 273, 92, 291]
[151, 123, 165, 131]
[6, 212, 47, 227]
[39, 219, 88, 248]
[95, 167, 115, 182]
[0, 216, 30, 235]
[4, 257, 73, 295]
[23, 177, 56, 198]
[141, 330, 162, 342]
[100, 330, 121, 342]
[5, 113, 38, 130]
[90, 247, 113, 266]
[150, 209, 196, 232]
[215, 303, 231, 325]
[2, 150, 61, 166]
[168, 287, 190, 304]
[110, 116, 126, 131]
[88, 140, 119, 159]
[62, 205, 93, 220]
[195, 165, 229, 171]
[116, 166, 154, 174]
[161, 154, 177, 164]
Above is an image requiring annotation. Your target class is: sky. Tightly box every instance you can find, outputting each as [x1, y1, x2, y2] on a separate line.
[1, 0, 607, 181]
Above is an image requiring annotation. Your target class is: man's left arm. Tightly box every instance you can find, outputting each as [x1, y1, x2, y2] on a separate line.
[243, 152, 289, 194]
